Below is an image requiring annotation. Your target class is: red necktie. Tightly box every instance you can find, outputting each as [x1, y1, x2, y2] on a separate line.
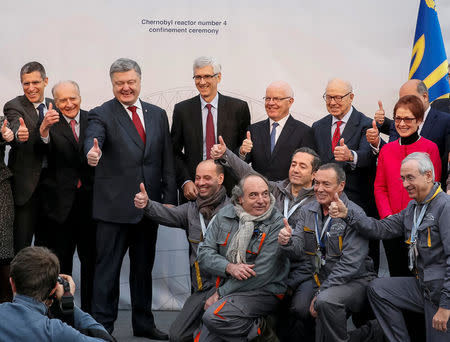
[70, 119, 82, 188]
[332, 121, 343, 151]
[128, 105, 146, 144]
[205, 104, 215, 159]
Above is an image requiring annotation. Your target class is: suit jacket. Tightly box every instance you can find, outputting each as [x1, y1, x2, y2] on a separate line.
[379, 107, 450, 187]
[246, 115, 316, 181]
[312, 107, 377, 214]
[171, 93, 250, 187]
[84, 98, 177, 224]
[40, 110, 94, 223]
[431, 97, 450, 114]
[3, 95, 54, 205]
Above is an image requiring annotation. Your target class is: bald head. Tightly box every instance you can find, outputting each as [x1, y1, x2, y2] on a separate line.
[267, 81, 294, 97]
[265, 81, 294, 121]
[52, 80, 81, 119]
[325, 78, 353, 93]
[195, 159, 224, 199]
[399, 79, 429, 109]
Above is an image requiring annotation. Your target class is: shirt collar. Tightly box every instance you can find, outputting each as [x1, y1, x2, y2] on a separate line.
[200, 93, 219, 109]
[63, 111, 80, 125]
[121, 99, 142, 112]
[331, 106, 353, 125]
[269, 113, 290, 129]
[33, 101, 46, 110]
[422, 106, 431, 124]
[13, 294, 48, 315]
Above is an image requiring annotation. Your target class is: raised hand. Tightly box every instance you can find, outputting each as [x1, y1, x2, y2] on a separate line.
[329, 193, 348, 218]
[1, 119, 14, 142]
[40, 103, 59, 138]
[183, 181, 198, 200]
[134, 182, 149, 209]
[226, 263, 256, 280]
[17, 117, 29, 142]
[374, 100, 385, 125]
[87, 138, 101, 166]
[239, 131, 253, 156]
[210, 135, 227, 159]
[333, 138, 353, 162]
[278, 218, 293, 245]
[366, 120, 380, 147]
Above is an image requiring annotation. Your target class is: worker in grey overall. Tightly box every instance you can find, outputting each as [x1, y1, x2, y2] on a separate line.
[329, 152, 450, 341]
[196, 173, 289, 341]
[134, 159, 229, 342]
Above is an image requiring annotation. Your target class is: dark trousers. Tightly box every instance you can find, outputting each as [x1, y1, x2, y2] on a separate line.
[35, 190, 96, 313]
[91, 217, 158, 334]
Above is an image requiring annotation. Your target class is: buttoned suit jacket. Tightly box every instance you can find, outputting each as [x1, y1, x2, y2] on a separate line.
[3, 95, 54, 205]
[312, 107, 376, 213]
[245, 115, 316, 181]
[40, 109, 94, 223]
[84, 98, 177, 223]
[171, 93, 250, 187]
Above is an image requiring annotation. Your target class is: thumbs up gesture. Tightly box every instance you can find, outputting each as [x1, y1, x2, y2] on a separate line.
[87, 138, 102, 166]
[366, 120, 380, 147]
[1, 119, 14, 142]
[374, 100, 385, 125]
[333, 138, 353, 162]
[40, 103, 59, 138]
[210, 135, 227, 159]
[134, 182, 149, 209]
[239, 131, 253, 156]
[278, 218, 293, 245]
[17, 117, 29, 142]
[329, 193, 348, 218]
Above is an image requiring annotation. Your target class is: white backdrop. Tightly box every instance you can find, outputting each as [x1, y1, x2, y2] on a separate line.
[1, 0, 449, 310]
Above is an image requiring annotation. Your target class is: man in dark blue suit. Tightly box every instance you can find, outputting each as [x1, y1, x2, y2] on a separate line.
[376, 79, 450, 190]
[84, 58, 177, 340]
[311, 79, 377, 215]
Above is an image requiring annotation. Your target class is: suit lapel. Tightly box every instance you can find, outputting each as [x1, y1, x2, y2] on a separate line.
[420, 109, 436, 137]
[113, 99, 145, 151]
[57, 113, 79, 151]
[340, 108, 359, 147]
[270, 115, 295, 159]
[217, 93, 225, 138]
[20, 96, 39, 128]
[192, 96, 204, 157]
[319, 115, 334, 161]
[262, 119, 271, 161]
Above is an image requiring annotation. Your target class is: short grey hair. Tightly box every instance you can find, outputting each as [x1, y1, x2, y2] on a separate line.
[416, 81, 428, 96]
[318, 163, 346, 183]
[402, 152, 435, 180]
[231, 172, 269, 205]
[51, 80, 80, 98]
[110, 58, 141, 79]
[326, 78, 353, 93]
[193, 56, 221, 74]
[20, 61, 46, 81]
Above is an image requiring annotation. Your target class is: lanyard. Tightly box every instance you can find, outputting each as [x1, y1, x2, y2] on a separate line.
[199, 213, 217, 237]
[283, 197, 307, 219]
[314, 213, 332, 248]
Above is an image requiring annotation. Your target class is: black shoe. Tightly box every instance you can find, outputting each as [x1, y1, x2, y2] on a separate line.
[133, 327, 169, 340]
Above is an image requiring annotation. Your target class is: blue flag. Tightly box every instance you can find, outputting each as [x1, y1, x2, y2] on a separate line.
[409, 0, 449, 102]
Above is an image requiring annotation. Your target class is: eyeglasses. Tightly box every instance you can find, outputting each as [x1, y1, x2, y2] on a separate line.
[394, 116, 416, 124]
[263, 97, 291, 103]
[400, 175, 416, 183]
[323, 92, 351, 103]
[193, 73, 218, 81]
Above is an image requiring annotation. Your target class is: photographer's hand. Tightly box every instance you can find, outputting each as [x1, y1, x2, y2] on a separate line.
[55, 274, 76, 300]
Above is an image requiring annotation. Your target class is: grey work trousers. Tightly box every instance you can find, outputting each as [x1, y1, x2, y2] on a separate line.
[198, 289, 280, 342]
[368, 277, 450, 342]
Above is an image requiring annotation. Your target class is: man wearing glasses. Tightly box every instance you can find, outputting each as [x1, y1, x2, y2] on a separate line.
[312, 78, 376, 217]
[239, 81, 316, 181]
[171, 56, 250, 202]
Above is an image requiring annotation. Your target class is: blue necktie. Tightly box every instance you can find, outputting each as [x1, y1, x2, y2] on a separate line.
[37, 103, 45, 124]
[270, 122, 279, 153]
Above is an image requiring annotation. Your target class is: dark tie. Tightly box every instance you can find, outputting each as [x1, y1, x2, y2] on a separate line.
[270, 122, 279, 153]
[205, 104, 215, 159]
[127, 106, 146, 144]
[70, 119, 82, 188]
[37, 103, 45, 124]
[332, 121, 343, 151]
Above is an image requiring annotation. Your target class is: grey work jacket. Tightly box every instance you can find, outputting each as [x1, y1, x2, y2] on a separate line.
[144, 197, 229, 291]
[345, 183, 450, 309]
[282, 193, 375, 291]
[197, 204, 289, 297]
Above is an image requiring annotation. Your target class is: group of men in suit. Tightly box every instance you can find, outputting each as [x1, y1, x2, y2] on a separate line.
[1, 55, 449, 341]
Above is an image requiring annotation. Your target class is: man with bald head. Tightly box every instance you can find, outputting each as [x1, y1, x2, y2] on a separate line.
[37, 80, 96, 313]
[375, 79, 450, 189]
[134, 159, 229, 342]
[240, 81, 316, 181]
[312, 78, 376, 215]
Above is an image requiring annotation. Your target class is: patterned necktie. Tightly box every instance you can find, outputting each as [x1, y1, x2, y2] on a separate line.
[37, 103, 45, 124]
[127, 105, 146, 144]
[270, 122, 279, 153]
[205, 104, 215, 159]
[70, 119, 82, 188]
[332, 121, 343, 151]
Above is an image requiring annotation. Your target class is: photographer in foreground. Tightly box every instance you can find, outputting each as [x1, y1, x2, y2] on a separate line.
[0, 246, 114, 341]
